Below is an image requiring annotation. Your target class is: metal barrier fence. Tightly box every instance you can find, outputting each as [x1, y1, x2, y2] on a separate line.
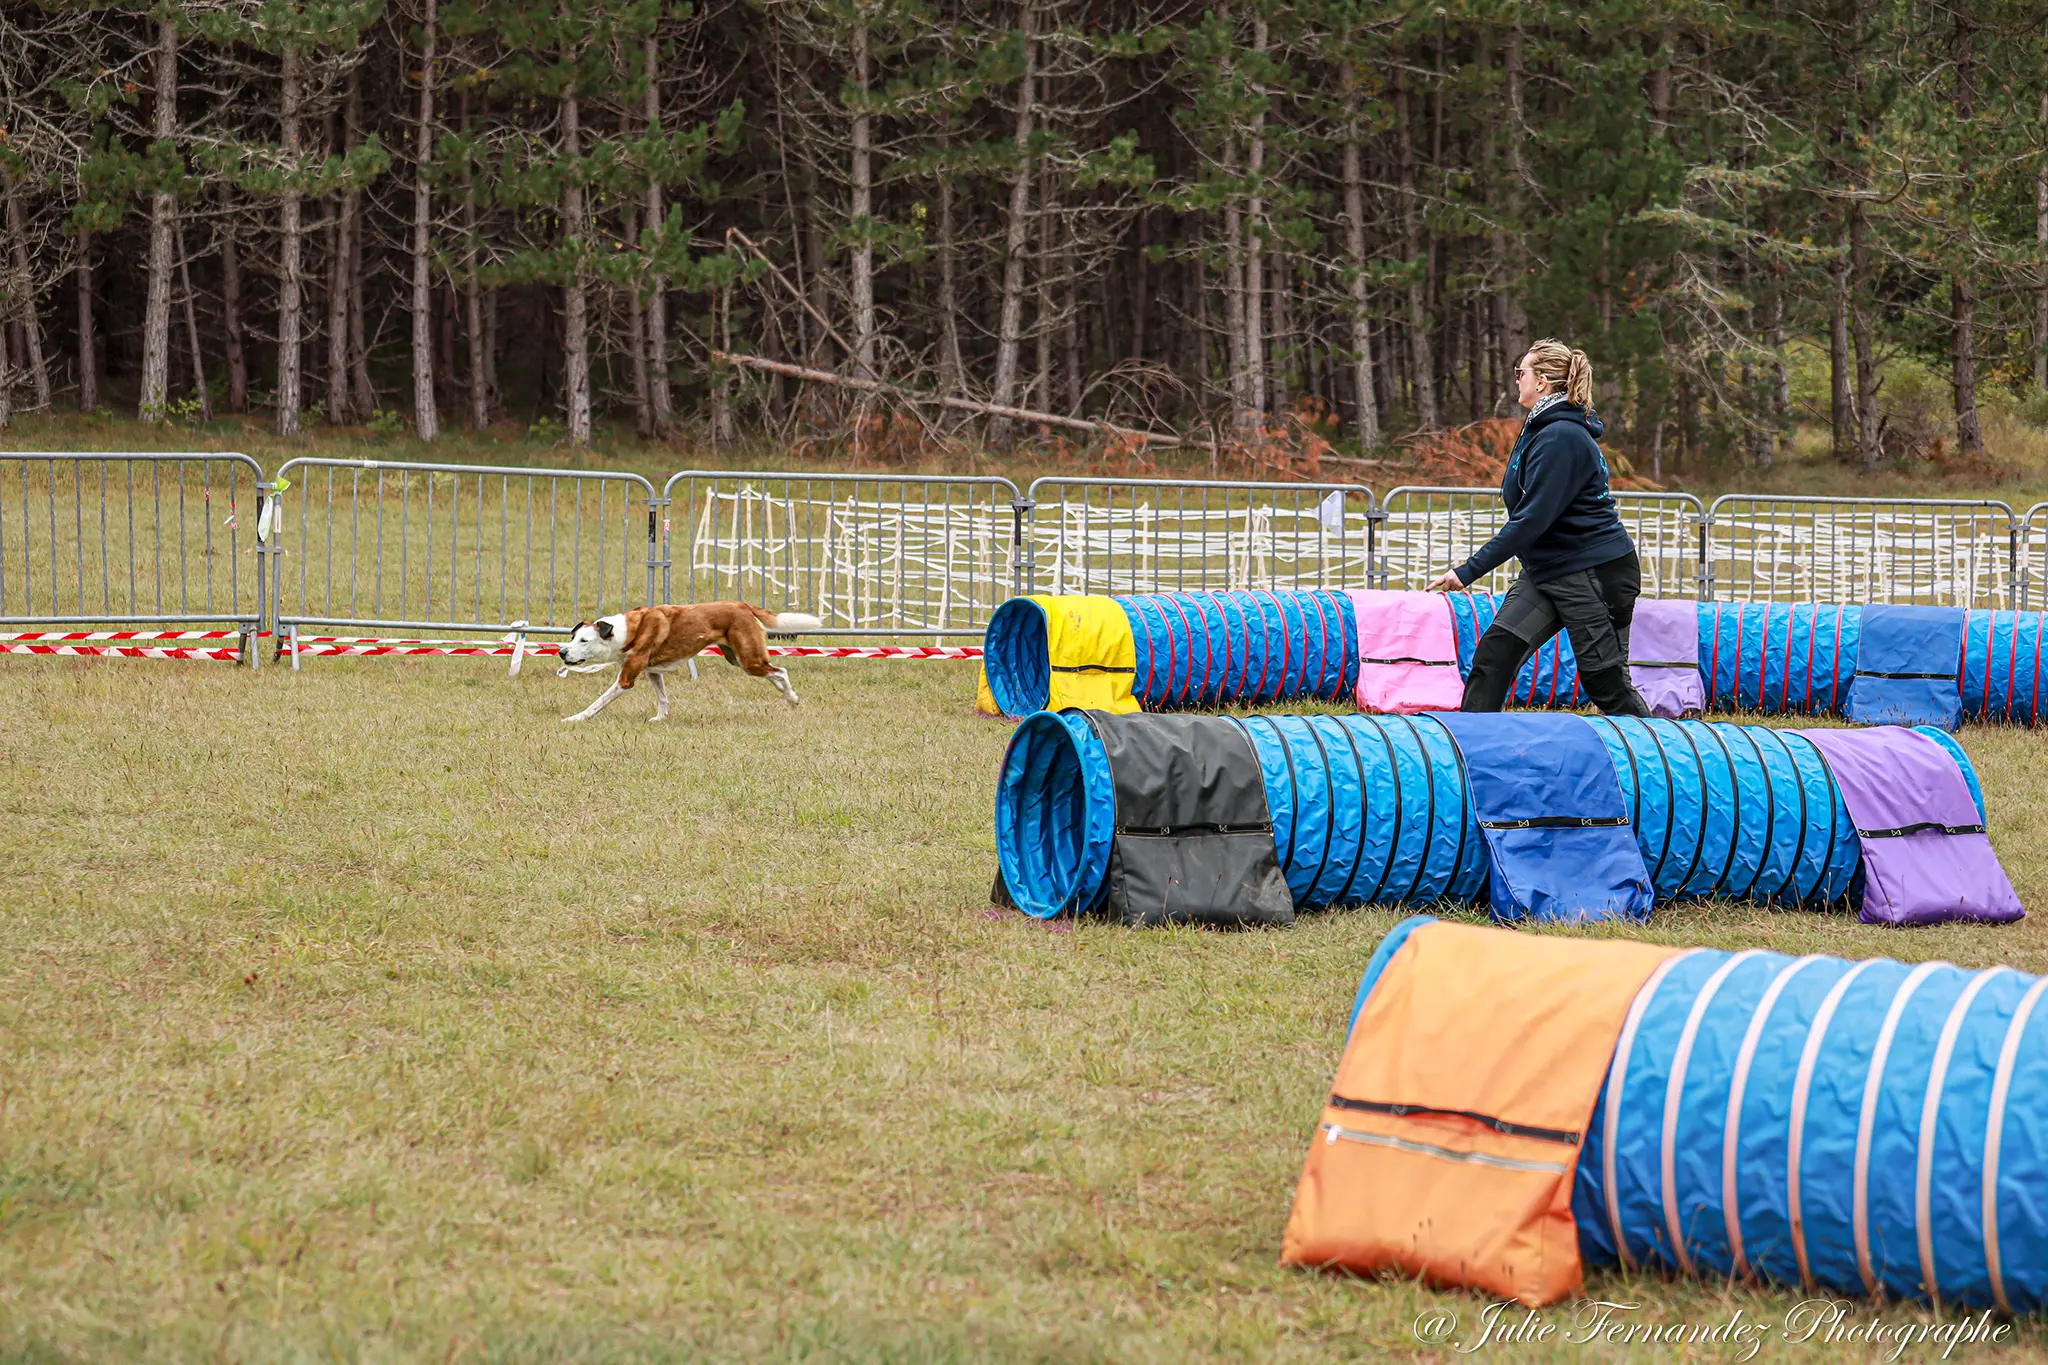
[268, 458, 658, 654]
[7, 454, 2047, 662]
[1376, 486, 1707, 599]
[1022, 476, 1375, 596]
[2022, 503, 2047, 612]
[1704, 495, 2018, 609]
[0, 451, 266, 660]
[661, 471, 1023, 637]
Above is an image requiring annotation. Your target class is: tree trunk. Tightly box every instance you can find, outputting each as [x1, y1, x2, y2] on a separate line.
[276, 43, 304, 437]
[1242, 15, 1267, 432]
[1129, 210, 1149, 364]
[327, 89, 354, 424]
[560, 84, 591, 446]
[642, 32, 671, 431]
[1222, 128, 1247, 426]
[1393, 66, 1437, 430]
[483, 287, 499, 410]
[937, 145, 964, 397]
[1062, 244, 1081, 414]
[140, 14, 178, 422]
[2, 180, 50, 410]
[1949, 5, 1981, 457]
[1268, 251, 1289, 419]
[710, 286, 736, 444]
[626, 206, 653, 438]
[1829, 249, 1853, 461]
[1495, 23, 1531, 373]
[345, 72, 372, 417]
[2037, 91, 2048, 391]
[1032, 160, 1053, 411]
[1339, 72, 1380, 449]
[1849, 203, 1881, 472]
[411, 0, 438, 440]
[0, 316, 11, 428]
[75, 227, 97, 411]
[174, 220, 210, 420]
[461, 87, 488, 429]
[987, 1, 1036, 446]
[221, 223, 248, 413]
[849, 22, 876, 380]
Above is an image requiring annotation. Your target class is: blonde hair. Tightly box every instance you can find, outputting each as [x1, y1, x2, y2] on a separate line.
[1524, 338, 1593, 409]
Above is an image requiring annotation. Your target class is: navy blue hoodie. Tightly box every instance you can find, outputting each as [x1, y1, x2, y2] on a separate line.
[1454, 401, 1635, 586]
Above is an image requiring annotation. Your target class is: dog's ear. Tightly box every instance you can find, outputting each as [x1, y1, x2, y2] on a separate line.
[569, 620, 588, 636]
[595, 619, 615, 640]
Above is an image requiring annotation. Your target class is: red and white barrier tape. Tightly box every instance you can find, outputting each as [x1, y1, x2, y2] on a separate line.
[759, 644, 983, 660]
[0, 642, 240, 661]
[293, 638, 527, 658]
[288, 636, 983, 661]
[0, 630, 242, 642]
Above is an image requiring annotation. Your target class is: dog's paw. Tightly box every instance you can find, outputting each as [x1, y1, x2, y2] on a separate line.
[646, 713, 667, 723]
[562, 714, 587, 724]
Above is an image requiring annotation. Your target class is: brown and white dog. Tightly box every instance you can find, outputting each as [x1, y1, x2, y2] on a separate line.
[556, 602, 824, 723]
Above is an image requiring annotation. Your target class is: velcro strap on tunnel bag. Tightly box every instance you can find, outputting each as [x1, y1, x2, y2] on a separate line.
[1079, 710, 1293, 927]
[1845, 604, 1964, 730]
[1282, 919, 1682, 1306]
[1430, 712, 1654, 924]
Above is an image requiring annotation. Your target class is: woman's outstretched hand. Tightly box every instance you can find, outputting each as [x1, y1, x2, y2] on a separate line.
[1425, 569, 1465, 593]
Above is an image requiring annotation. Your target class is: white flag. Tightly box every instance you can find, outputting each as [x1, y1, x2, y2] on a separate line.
[1318, 489, 1346, 534]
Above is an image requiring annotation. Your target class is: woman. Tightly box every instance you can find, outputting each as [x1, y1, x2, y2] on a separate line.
[1425, 338, 1650, 716]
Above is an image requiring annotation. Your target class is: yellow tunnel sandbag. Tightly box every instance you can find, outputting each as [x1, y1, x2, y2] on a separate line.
[1041, 594, 1139, 714]
[975, 666, 1003, 716]
[1281, 920, 1681, 1306]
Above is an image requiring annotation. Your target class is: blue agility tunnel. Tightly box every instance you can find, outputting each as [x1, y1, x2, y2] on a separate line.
[1575, 944, 2048, 1310]
[992, 711, 1992, 924]
[1294, 917, 2048, 1310]
[983, 589, 2047, 726]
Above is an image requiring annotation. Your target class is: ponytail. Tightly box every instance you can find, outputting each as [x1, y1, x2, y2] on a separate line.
[1565, 349, 1592, 408]
[1524, 337, 1594, 409]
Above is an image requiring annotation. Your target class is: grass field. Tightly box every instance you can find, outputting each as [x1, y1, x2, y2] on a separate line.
[5, 656, 2048, 1362]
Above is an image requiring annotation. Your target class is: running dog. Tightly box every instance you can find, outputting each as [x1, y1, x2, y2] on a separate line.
[556, 602, 824, 723]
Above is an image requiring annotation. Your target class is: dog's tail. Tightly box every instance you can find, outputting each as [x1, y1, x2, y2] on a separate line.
[753, 607, 824, 633]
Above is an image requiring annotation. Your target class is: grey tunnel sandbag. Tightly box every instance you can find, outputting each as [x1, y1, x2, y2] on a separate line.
[992, 712, 1991, 919]
[1572, 944, 2048, 1310]
[1083, 711, 1293, 927]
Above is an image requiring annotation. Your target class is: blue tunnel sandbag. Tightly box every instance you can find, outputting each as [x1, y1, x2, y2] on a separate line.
[1120, 589, 1356, 709]
[1571, 946, 2048, 1310]
[991, 713, 1987, 917]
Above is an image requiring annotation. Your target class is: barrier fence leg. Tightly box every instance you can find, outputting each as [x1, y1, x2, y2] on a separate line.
[289, 623, 301, 671]
[1011, 497, 1036, 598]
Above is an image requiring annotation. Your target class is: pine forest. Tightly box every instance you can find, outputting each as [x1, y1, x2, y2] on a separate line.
[2, 0, 2047, 480]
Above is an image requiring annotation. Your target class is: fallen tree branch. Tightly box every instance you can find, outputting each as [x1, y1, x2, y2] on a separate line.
[713, 351, 1196, 449]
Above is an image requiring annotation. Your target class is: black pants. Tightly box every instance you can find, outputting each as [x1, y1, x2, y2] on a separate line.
[1461, 552, 1651, 716]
